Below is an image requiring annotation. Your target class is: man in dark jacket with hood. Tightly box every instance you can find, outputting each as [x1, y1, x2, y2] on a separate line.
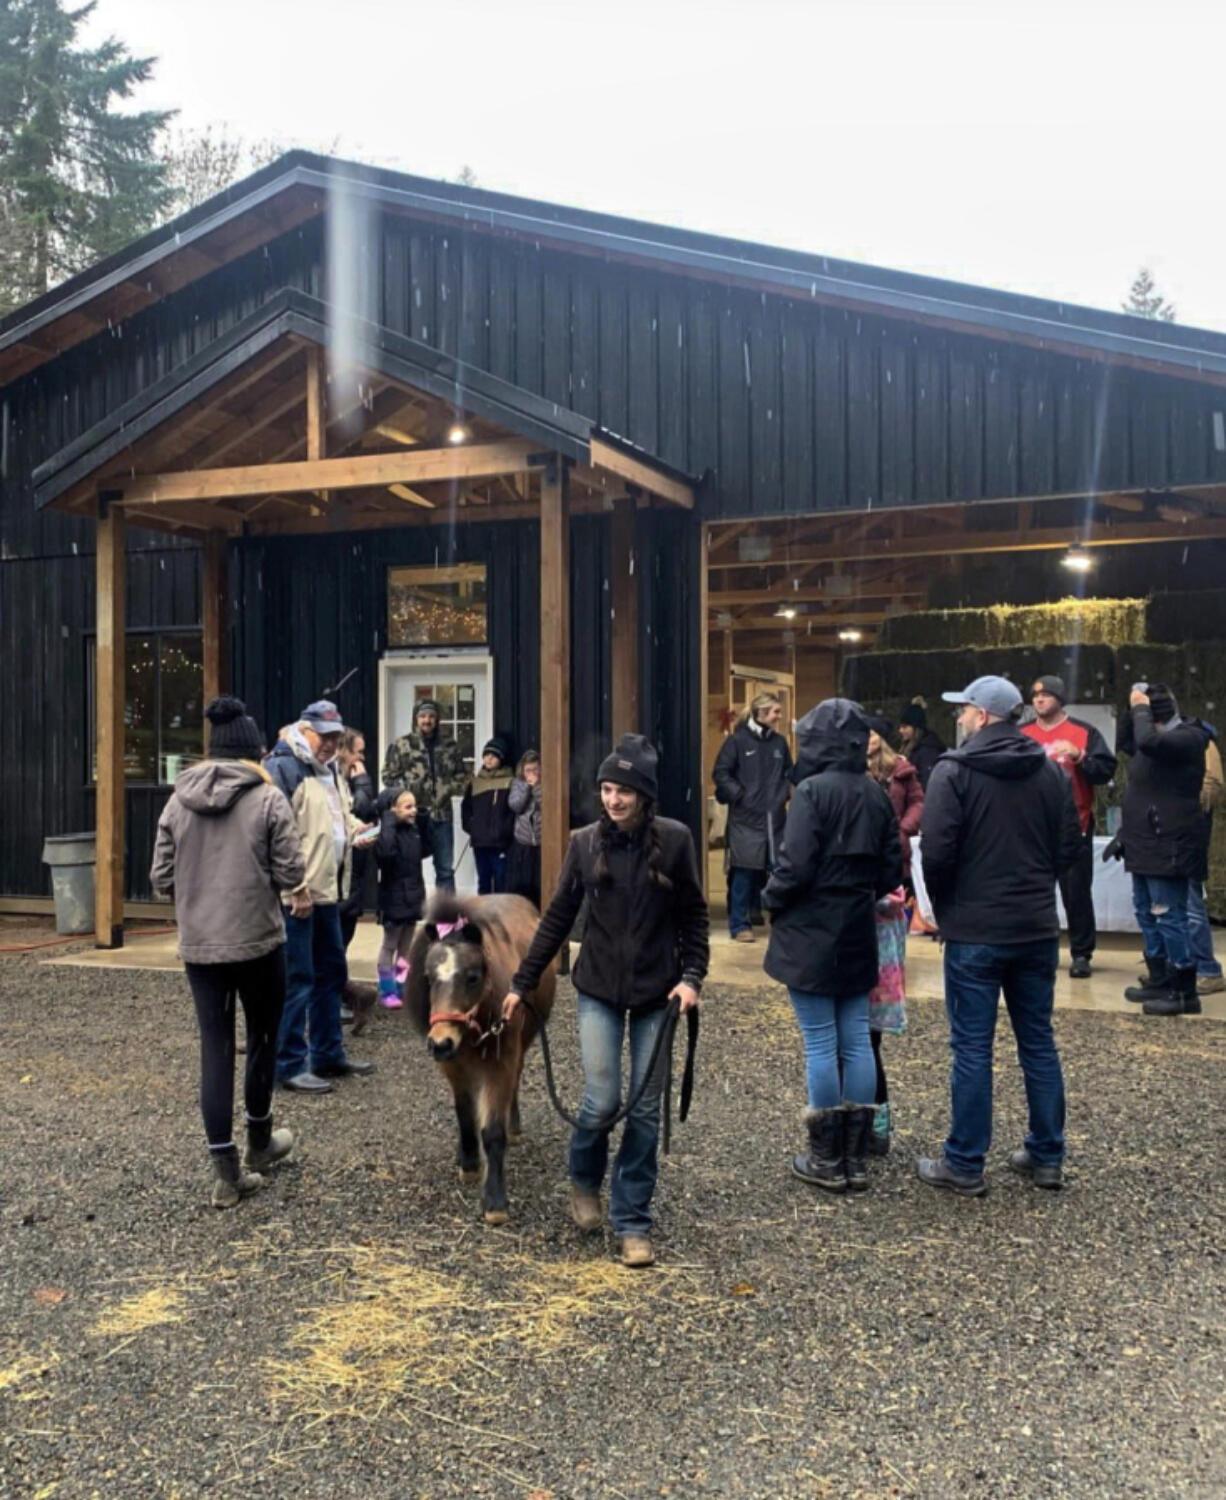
[917, 676, 1082, 1196]
[898, 703, 947, 790]
[713, 693, 793, 942]
[763, 700, 901, 1194]
[1117, 683, 1208, 1017]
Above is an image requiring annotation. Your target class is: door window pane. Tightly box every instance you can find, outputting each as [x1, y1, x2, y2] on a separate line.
[388, 564, 487, 646]
[124, 636, 158, 782]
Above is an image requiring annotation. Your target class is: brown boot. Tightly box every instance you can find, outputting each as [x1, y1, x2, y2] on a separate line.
[619, 1235, 655, 1268]
[571, 1185, 602, 1232]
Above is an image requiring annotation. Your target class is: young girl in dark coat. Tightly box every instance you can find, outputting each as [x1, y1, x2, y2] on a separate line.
[374, 789, 434, 1009]
[502, 735, 709, 1269]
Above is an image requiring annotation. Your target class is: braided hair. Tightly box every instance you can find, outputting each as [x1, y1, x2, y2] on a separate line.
[593, 798, 673, 890]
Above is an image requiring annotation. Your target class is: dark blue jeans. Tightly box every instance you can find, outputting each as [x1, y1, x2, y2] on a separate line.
[569, 994, 670, 1236]
[277, 903, 348, 1081]
[474, 847, 507, 895]
[1131, 873, 1192, 971]
[728, 866, 765, 936]
[431, 818, 456, 892]
[1188, 880, 1223, 978]
[943, 937, 1065, 1175]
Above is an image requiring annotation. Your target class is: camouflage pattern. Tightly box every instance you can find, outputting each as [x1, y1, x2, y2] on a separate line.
[382, 733, 470, 820]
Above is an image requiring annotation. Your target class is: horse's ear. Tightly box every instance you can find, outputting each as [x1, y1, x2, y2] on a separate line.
[460, 921, 483, 948]
[424, 923, 440, 943]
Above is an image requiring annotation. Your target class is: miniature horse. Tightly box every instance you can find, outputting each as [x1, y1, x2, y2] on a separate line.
[405, 893, 556, 1224]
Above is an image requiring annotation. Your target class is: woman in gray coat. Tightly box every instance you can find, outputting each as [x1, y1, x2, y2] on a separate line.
[712, 693, 793, 941]
[151, 697, 310, 1208]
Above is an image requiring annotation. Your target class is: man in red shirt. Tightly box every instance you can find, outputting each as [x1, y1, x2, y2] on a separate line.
[1022, 676, 1117, 978]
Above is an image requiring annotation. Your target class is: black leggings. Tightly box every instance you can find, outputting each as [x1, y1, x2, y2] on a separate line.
[185, 948, 287, 1147]
[871, 1029, 888, 1106]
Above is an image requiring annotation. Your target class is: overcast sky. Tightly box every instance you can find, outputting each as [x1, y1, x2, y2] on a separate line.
[83, 0, 1226, 332]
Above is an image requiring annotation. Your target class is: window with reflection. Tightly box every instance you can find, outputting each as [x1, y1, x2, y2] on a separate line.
[89, 631, 204, 783]
[388, 564, 487, 647]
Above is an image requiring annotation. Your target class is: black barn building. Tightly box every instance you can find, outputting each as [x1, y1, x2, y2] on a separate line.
[4, 152, 1226, 939]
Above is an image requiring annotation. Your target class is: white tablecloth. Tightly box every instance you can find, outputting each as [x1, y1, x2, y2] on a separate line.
[910, 836, 1138, 934]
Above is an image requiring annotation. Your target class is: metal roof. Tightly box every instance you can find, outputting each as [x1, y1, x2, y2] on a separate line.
[6, 150, 1226, 386]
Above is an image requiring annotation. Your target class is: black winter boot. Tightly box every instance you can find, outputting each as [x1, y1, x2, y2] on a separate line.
[792, 1109, 846, 1192]
[843, 1105, 876, 1191]
[210, 1146, 264, 1209]
[1144, 966, 1201, 1016]
[1125, 956, 1170, 1004]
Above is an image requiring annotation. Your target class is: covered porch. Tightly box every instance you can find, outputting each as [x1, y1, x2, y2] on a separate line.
[31, 290, 697, 947]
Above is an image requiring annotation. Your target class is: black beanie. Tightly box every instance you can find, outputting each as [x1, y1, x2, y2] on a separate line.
[482, 735, 511, 764]
[865, 715, 894, 739]
[1033, 675, 1067, 705]
[596, 733, 659, 802]
[899, 703, 927, 730]
[206, 696, 264, 760]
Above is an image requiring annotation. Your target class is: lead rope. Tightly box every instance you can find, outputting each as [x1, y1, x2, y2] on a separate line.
[520, 997, 699, 1153]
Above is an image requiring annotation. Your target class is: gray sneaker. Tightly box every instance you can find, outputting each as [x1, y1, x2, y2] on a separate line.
[279, 1071, 333, 1094]
[1196, 973, 1226, 996]
[917, 1155, 987, 1197]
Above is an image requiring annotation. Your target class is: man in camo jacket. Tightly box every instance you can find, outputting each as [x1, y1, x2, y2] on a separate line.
[381, 698, 470, 891]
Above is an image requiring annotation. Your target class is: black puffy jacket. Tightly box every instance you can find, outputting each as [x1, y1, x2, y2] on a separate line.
[375, 810, 435, 924]
[763, 701, 902, 997]
[1118, 706, 1208, 880]
[919, 720, 1082, 944]
[712, 722, 792, 870]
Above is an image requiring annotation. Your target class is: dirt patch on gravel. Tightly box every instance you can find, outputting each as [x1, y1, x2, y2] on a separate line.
[1, 953, 1225, 1498]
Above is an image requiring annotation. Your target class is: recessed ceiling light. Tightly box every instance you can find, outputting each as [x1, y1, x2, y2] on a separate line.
[447, 423, 470, 445]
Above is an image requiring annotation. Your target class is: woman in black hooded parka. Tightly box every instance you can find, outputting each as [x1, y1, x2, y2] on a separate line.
[763, 699, 902, 1194]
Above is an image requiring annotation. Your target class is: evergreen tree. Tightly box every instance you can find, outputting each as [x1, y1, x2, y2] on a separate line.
[1122, 266, 1176, 322]
[0, 0, 173, 314]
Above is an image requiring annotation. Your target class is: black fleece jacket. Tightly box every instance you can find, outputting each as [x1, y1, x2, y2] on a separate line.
[512, 816, 709, 1010]
[919, 720, 1082, 944]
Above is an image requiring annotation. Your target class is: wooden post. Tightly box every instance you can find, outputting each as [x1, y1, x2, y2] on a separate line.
[540, 457, 570, 912]
[95, 504, 126, 949]
[201, 530, 228, 749]
[610, 497, 639, 736]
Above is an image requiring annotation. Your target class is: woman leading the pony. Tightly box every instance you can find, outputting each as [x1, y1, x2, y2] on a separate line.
[503, 735, 709, 1268]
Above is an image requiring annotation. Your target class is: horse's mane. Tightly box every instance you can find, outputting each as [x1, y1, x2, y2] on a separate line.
[404, 893, 517, 1035]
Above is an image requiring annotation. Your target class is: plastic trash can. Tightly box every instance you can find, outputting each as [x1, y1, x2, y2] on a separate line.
[42, 833, 96, 935]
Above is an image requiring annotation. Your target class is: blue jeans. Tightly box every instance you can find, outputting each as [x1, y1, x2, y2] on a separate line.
[1187, 881, 1222, 978]
[943, 938, 1064, 1175]
[569, 995, 670, 1236]
[277, 904, 348, 1080]
[788, 989, 875, 1109]
[728, 867, 764, 936]
[431, 818, 455, 891]
[474, 847, 507, 895]
[1131, 874, 1192, 972]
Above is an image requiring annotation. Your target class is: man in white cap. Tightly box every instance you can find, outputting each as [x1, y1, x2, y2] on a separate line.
[916, 676, 1081, 1195]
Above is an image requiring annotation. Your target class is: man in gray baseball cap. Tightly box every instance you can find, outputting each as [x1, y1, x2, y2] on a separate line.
[916, 673, 1081, 1196]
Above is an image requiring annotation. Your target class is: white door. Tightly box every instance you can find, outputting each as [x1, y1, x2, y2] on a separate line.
[377, 654, 493, 894]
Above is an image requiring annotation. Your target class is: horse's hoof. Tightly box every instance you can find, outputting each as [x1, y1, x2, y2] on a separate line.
[483, 1208, 510, 1226]
[458, 1167, 481, 1185]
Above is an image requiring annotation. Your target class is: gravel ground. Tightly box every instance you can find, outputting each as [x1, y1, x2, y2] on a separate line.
[2, 944, 1225, 1500]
